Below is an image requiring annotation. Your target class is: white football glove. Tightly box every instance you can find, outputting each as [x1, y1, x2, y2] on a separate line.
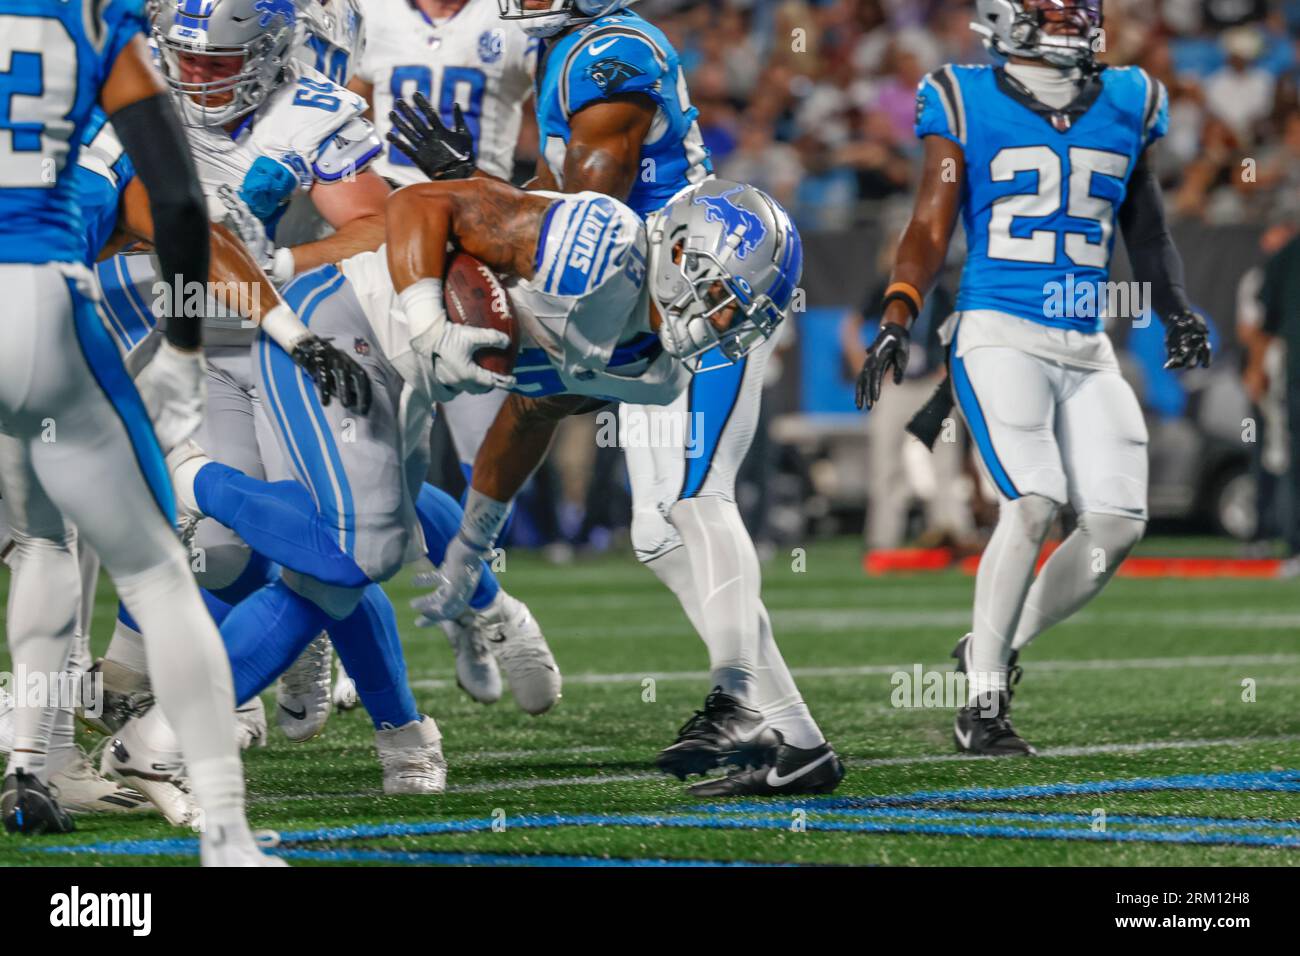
[423, 321, 517, 396]
[411, 533, 486, 624]
[136, 340, 206, 455]
[216, 185, 295, 286]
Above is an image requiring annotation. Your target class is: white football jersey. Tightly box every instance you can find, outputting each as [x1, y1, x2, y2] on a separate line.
[356, 0, 536, 185]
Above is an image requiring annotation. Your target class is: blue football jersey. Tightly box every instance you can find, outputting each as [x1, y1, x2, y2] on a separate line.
[917, 64, 1169, 332]
[0, 0, 146, 264]
[535, 10, 711, 218]
[74, 109, 134, 264]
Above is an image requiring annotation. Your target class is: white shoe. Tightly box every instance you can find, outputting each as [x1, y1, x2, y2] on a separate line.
[0, 686, 13, 756]
[47, 747, 151, 814]
[375, 716, 446, 794]
[78, 658, 154, 736]
[100, 714, 198, 827]
[200, 823, 289, 867]
[276, 634, 333, 742]
[480, 593, 561, 715]
[235, 696, 268, 750]
[441, 616, 503, 705]
[333, 657, 360, 711]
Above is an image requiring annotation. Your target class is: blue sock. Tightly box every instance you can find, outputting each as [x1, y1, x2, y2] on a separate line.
[326, 583, 419, 729]
[417, 482, 500, 610]
[119, 588, 235, 630]
[219, 579, 333, 704]
[194, 462, 370, 588]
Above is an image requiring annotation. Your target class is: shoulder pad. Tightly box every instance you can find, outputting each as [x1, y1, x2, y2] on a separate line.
[249, 66, 369, 183]
[916, 66, 968, 146]
[559, 28, 670, 119]
[312, 116, 383, 183]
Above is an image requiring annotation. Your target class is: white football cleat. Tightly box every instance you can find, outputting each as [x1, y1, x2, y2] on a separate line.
[100, 714, 198, 827]
[78, 658, 154, 736]
[0, 686, 13, 755]
[235, 696, 268, 750]
[333, 657, 359, 711]
[441, 616, 503, 705]
[200, 823, 289, 867]
[481, 593, 562, 715]
[48, 747, 151, 814]
[276, 634, 333, 742]
[375, 716, 446, 795]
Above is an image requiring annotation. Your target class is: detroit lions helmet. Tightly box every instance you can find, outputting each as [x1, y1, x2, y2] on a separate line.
[647, 180, 803, 373]
[497, 0, 638, 39]
[971, 0, 1104, 70]
[153, 0, 303, 127]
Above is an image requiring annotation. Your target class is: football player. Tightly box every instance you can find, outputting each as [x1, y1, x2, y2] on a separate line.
[350, 0, 542, 707]
[0, 0, 277, 864]
[857, 0, 1212, 755]
[398, 0, 843, 795]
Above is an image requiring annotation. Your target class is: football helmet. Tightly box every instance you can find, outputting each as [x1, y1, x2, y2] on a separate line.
[647, 180, 803, 373]
[152, 0, 302, 127]
[971, 0, 1104, 70]
[497, 0, 638, 39]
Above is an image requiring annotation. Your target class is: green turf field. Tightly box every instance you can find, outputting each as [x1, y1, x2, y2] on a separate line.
[2, 537, 1298, 866]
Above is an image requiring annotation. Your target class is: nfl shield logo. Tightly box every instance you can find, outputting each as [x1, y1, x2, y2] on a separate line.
[1051, 113, 1072, 133]
[354, 337, 370, 356]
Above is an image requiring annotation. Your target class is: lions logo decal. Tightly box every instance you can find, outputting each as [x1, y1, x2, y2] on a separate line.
[478, 29, 504, 64]
[586, 57, 643, 94]
[693, 186, 767, 259]
[254, 0, 296, 29]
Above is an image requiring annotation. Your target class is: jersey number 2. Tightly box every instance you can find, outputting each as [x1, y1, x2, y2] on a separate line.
[0, 17, 77, 189]
[987, 145, 1129, 268]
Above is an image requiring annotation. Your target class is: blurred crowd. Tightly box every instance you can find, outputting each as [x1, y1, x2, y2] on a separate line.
[622, 0, 1300, 230]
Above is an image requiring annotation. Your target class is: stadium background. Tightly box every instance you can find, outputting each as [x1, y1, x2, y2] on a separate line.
[437, 0, 1300, 560]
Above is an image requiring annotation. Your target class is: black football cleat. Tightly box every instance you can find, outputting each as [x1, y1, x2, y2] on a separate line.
[655, 687, 781, 780]
[687, 741, 846, 797]
[951, 633, 1022, 709]
[2, 769, 76, 835]
[954, 691, 1037, 756]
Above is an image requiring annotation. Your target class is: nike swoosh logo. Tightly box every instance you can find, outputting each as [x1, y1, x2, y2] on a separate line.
[487, 633, 507, 644]
[954, 725, 973, 749]
[587, 38, 617, 56]
[766, 751, 836, 788]
[279, 704, 307, 721]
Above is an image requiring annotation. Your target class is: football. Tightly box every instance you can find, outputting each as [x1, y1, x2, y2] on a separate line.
[443, 252, 519, 375]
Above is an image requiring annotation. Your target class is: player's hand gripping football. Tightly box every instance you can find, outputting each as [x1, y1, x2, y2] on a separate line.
[387, 94, 476, 182]
[410, 533, 487, 625]
[136, 340, 206, 454]
[855, 322, 911, 410]
[411, 320, 516, 396]
[291, 337, 373, 414]
[1163, 310, 1212, 370]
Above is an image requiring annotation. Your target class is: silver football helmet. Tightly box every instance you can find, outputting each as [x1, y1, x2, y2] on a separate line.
[971, 0, 1103, 70]
[153, 0, 303, 127]
[497, 0, 638, 39]
[647, 180, 803, 373]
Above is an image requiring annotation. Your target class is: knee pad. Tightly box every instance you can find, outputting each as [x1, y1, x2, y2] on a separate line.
[1003, 494, 1060, 542]
[631, 502, 680, 564]
[281, 569, 366, 621]
[1079, 511, 1146, 556]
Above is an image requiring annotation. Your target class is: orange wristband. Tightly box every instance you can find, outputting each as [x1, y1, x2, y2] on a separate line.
[885, 282, 924, 316]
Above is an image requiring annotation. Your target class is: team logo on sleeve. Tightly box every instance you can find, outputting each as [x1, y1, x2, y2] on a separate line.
[587, 57, 643, 94]
[254, 0, 296, 29]
[478, 29, 504, 64]
[693, 187, 766, 259]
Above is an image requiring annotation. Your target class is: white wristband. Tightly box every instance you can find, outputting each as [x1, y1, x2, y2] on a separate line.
[398, 278, 446, 353]
[270, 247, 296, 285]
[462, 488, 511, 551]
[260, 303, 311, 353]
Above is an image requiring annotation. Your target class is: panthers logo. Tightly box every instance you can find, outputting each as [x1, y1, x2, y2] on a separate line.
[254, 0, 296, 30]
[693, 187, 767, 259]
[586, 57, 644, 94]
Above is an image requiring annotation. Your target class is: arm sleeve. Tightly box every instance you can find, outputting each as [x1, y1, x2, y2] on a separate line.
[110, 93, 210, 350]
[1118, 149, 1192, 322]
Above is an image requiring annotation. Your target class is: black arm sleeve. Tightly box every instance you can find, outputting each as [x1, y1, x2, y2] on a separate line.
[110, 93, 209, 351]
[1117, 151, 1193, 322]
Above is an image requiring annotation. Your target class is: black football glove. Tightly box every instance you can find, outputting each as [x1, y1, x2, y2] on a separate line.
[387, 93, 476, 182]
[855, 322, 911, 410]
[1163, 310, 1212, 370]
[291, 336, 373, 414]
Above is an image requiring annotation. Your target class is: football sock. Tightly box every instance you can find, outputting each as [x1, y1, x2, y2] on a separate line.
[756, 604, 824, 750]
[1011, 512, 1146, 652]
[219, 579, 334, 704]
[416, 481, 500, 611]
[105, 609, 149, 674]
[969, 494, 1057, 705]
[48, 540, 99, 769]
[325, 583, 419, 729]
[669, 496, 761, 704]
[3, 529, 78, 782]
[193, 461, 370, 589]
